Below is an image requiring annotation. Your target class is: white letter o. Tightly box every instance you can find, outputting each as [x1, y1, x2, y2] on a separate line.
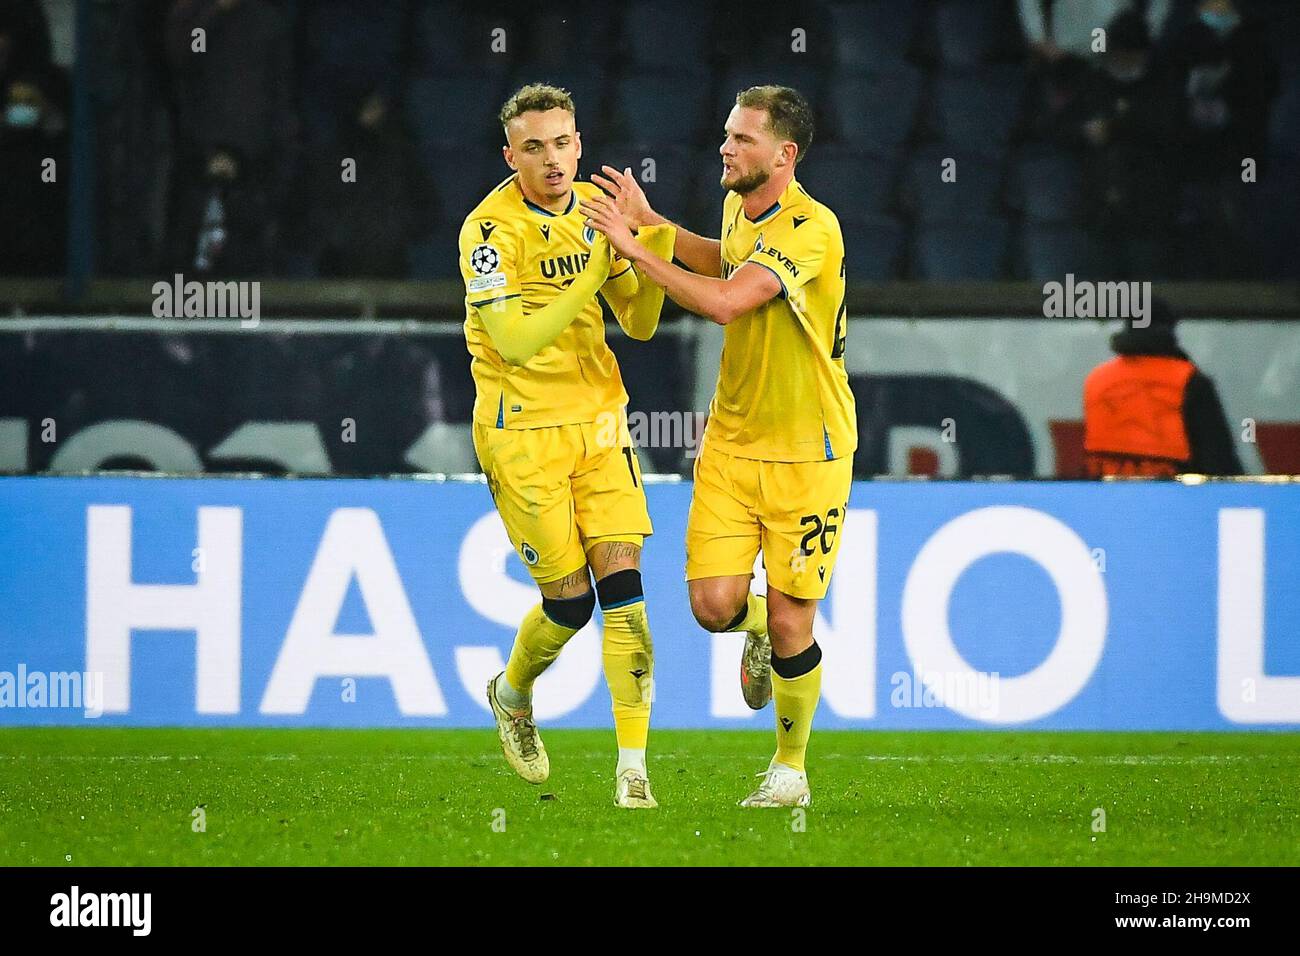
[901, 506, 1107, 723]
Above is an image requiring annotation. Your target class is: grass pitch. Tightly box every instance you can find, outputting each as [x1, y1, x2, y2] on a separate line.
[1, 728, 1297, 866]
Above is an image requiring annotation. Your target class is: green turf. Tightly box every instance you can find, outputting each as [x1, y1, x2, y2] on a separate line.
[1, 728, 1297, 866]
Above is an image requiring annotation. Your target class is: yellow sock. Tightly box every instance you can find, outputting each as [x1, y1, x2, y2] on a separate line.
[504, 602, 581, 697]
[772, 655, 822, 773]
[730, 592, 767, 635]
[601, 601, 654, 751]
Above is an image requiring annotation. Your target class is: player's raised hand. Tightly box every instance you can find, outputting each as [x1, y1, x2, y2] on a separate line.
[591, 165, 661, 231]
[581, 194, 641, 261]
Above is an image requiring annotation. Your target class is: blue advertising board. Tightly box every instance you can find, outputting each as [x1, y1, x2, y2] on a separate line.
[1, 476, 1297, 729]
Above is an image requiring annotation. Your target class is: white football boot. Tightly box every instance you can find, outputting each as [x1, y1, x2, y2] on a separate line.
[614, 768, 658, 809]
[739, 759, 811, 808]
[486, 673, 549, 784]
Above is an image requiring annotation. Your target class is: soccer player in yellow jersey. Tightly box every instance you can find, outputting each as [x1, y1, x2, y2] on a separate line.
[459, 84, 677, 808]
[582, 85, 857, 807]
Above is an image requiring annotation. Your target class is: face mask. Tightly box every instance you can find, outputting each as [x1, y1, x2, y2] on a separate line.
[4, 103, 39, 128]
[1200, 10, 1240, 37]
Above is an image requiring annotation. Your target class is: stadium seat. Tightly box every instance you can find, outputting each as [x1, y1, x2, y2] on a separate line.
[303, 0, 406, 85]
[826, 66, 925, 154]
[841, 215, 907, 280]
[900, 147, 1004, 223]
[610, 74, 710, 145]
[932, 66, 1026, 160]
[408, 75, 509, 151]
[1268, 68, 1300, 158]
[520, 6, 617, 69]
[912, 218, 1010, 279]
[410, 5, 514, 76]
[300, 1, 407, 143]
[797, 148, 899, 222]
[621, 1, 715, 73]
[1008, 146, 1085, 224]
[932, 0, 1019, 69]
[407, 228, 460, 280]
[1244, 154, 1300, 278]
[827, 0, 923, 71]
[410, 3, 474, 74]
[592, 143, 693, 222]
[422, 149, 509, 232]
[1015, 223, 1092, 280]
[689, 149, 727, 235]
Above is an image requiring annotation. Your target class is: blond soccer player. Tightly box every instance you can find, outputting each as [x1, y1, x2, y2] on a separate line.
[459, 84, 676, 808]
[582, 86, 857, 807]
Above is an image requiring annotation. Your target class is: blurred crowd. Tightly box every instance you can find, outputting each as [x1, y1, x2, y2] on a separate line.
[0, 0, 1297, 281]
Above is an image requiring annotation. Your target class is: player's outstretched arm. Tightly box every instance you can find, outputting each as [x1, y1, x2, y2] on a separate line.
[591, 166, 723, 278]
[478, 236, 613, 364]
[599, 223, 678, 340]
[582, 195, 778, 326]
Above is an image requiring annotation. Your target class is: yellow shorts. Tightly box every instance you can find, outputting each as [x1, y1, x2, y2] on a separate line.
[473, 418, 652, 585]
[686, 444, 853, 600]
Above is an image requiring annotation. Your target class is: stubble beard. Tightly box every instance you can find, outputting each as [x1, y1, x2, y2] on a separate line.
[722, 166, 770, 195]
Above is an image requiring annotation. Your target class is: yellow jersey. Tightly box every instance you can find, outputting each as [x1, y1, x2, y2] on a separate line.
[708, 177, 858, 462]
[459, 176, 634, 429]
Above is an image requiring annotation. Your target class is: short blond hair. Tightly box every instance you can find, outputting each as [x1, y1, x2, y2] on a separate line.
[499, 83, 576, 131]
[735, 85, 814, 165]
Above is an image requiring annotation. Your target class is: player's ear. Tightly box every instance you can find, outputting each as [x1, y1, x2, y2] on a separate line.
[502, 143, 516, 171]
[574, 130, 583, 161]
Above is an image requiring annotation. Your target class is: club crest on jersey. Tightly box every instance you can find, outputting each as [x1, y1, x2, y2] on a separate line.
[469, 243, 500, 275]
[520, 542, 540, 566]
[582, 224, 596, 245]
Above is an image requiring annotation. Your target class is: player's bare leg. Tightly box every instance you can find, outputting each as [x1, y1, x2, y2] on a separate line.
[588, 538, 657, 808]
[487, 566, 593, 784]
[739, 587, 819, 807]
[688, 575, 771, 709]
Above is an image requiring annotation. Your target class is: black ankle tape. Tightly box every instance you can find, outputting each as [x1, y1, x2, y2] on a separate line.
[542, 590, 595, 630]
[771, 641, 822, 679]
[596, 568, 643, 609]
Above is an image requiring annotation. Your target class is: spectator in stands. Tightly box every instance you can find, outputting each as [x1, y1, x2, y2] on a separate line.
[1073, 11, 1183, 277]
[1167, 0, 1278, 277]
[1083, 298, 1242, 477]
[301, 89, 433, 278]
[163, 0, 295, 276]
[0, 73, 68, 275]
[1018, 0, 1172, 62]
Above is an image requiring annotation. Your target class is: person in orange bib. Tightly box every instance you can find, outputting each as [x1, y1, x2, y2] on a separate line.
[1083, 299, 1243, 477]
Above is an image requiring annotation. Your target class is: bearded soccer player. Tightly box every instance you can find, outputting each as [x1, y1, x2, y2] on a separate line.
[582, 86, 856, 807]
[459, 84, 676, 808]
